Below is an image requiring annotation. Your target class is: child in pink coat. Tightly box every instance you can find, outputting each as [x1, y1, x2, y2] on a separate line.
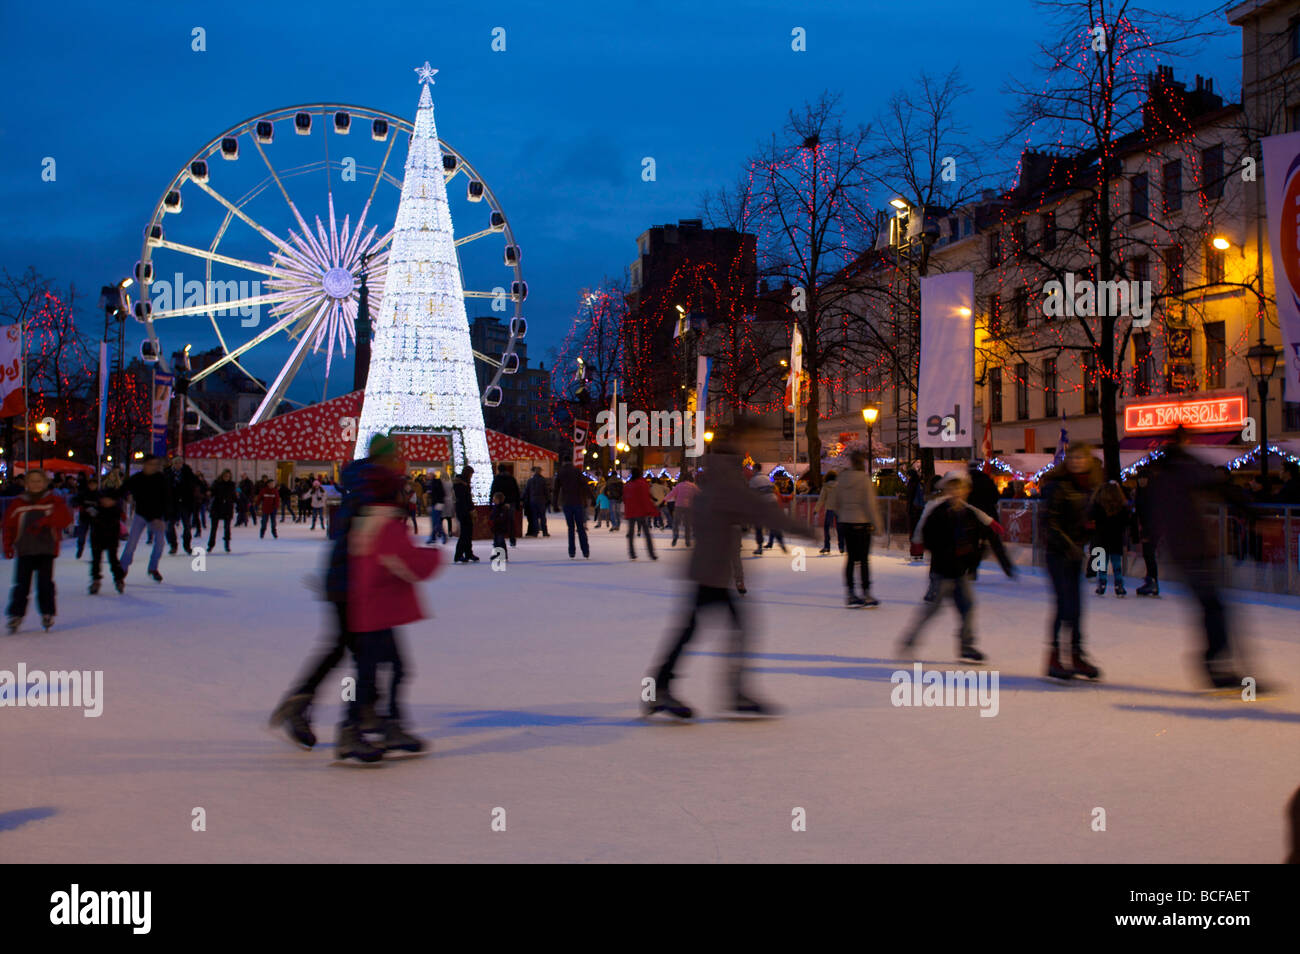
[338, 471, 443, 763]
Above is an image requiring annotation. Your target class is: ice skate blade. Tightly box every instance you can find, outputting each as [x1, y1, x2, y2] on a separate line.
[380, 746, 432, 760]
[718, 710, 781, 721]
[330, 755, 386, 767]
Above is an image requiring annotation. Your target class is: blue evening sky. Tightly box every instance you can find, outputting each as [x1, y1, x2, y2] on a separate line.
[0, 0, 1239, 403]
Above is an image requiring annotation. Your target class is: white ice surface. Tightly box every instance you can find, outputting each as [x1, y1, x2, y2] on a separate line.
[1, 520, 1296, 863]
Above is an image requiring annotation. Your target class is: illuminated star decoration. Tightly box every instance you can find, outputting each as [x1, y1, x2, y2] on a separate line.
[414, 61, 438, 84]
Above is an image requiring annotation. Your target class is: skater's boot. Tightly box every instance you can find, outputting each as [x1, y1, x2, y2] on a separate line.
[846, 590, 865, 608]
[89, 580, 101, 595]
[861, 591, 880, 608]
[1071, 648, 1101, 680]
[1046, 647, 1073, 680]
[113, 574, 125, 593]
[1136, 578, 1159, 597]
[6, 617, 18, 634]
[730, 690, 781, 716]
[269, 693, 316, 749]
[41, 615, 53, 631]
[1114, 579, 1127, 597]
[643, 688, 693, 719]
[959, 643, 986, 663]
[379, 719, 427, 757]
[335, 722, 384, 763]
[1095, 577, 1107, 596]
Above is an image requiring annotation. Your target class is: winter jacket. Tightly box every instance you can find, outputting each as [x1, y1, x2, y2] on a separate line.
[553, 465, 593, 509]
[490, 473, 521, 508]
[604, 477, 624, 502]
[347, 506, 442, 632]
[664, 481, 700, 509]
[209, 478, 237, 519]
[921, 499, 998, 579]
[453, 477, 475, 519]
[326, 458, 387, 603]
[427, 477, 447, 507]
[622, 477, 657, 519]
[310, 486, 326, 508]
[3, 490, 74, 559]
[259, 485, 280, 513]
[124, 471, 171, 522]
[1039, 462, 1099, 560]
[523, 474, 549, 505]
[85, 489, 124, 547]
[1151, 444, 1249, 567]
[688, 454, 814, 588]
[1088, 499, 1132, 554]
[968, 467, 1000, 519]
[816, 479, 839, 514]
[490, 502, 513, 537]
[834, 469, 882, 527]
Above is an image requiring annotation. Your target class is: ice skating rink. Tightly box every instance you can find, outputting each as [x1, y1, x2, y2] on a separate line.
[2, 521, 1296, 863]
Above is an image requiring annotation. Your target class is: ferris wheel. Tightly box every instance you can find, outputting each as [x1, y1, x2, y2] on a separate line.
[132, 102, 527, 430]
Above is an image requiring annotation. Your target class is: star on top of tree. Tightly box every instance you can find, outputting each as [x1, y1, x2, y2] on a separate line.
[414, 61, 438, 84]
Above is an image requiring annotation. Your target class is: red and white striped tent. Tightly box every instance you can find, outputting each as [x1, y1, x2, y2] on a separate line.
[184, 389, 556, 483]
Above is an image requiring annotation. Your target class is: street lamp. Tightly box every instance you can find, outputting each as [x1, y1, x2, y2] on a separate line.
[1212, 236, 1231, 251]
[862, 406, 880, 479]
[1245, 341, 1280, 487]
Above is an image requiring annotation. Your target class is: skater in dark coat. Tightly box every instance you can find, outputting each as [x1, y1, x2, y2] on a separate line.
[523, 467, 550, 538]
[206, 469, 236, 552]
[644, 444, 815, 719]
[85, 483, 125, 594]
[119, 455, 172, 583]
[488, 464, 520, 546]
[424, 470, 447, 544]
[554, 462, 594, 558]
[452, 466, 478, 563]
[1132, 470, 1160, 596]
[898, 470, 1013, 662]
[1039, 443, 1102, 680]
[1089, 481, 1132, 596]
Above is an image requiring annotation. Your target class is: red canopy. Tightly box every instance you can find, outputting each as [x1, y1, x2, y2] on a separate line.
[12, 458, 94, 474]
[186, 390, 557, 463]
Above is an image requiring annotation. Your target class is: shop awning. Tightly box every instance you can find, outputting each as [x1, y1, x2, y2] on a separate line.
[1119, 431, 1241, 450]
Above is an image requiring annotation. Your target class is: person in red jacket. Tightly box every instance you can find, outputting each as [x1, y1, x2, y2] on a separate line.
[3, 469, 74, 632]
[258, 480, 281, 539]
[338, 469, 443, 763]
[622, 467, 658, 560]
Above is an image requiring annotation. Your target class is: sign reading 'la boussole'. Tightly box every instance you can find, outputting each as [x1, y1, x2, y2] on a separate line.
[1122, 393, 1246, 433]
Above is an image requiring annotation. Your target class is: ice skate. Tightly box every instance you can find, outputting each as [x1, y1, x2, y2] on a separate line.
[846, 592, 866, 608]
[1070, 649, 1101, 681]
[113, 575, 125, 593]
[1045, 648, 1073, 681]
[1095, 578, 1107, 596]
[725, 691, 781, 718]
[149, 569, 163, 582]
[861, 593, 880, 608]
[1136, 578, 1159, 597]
[643, 690, 693, 720]
[1114, 580, 1127, 597]
[333, 723, 384, 764]
[379, 719, 429, 758]
[268, 693, 316, 749]
[959, 645, 986, 664]
[6, 617, 18, 634]
[41, 615, 54, 632]
[89, 580, 101, 595]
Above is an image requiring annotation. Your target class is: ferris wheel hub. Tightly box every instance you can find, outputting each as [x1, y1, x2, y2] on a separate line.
[322, 266, 355, 300]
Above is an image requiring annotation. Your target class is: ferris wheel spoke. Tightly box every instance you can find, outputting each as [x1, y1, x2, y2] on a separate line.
[249, 131, 299, 214]
[364, 133, 398, 210]
[473, 349, 502, 368]
[464, 290, 520, 302]
[454, 228, 498, 247]
[190, 180, 296, 257]
[187, 307, 315, 384]
[154, 239, 279, 277]
[151, 290, 289, 320]
[249, 301, 332, 424]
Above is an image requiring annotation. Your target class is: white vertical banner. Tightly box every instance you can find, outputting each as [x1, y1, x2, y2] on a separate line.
[1262, 132, 1300, 402]
[788, 325, 803, 411]
[918, 271, 975, 448]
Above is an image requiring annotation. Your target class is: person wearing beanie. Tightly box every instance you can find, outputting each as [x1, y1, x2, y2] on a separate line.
[453, 465, 478, 563]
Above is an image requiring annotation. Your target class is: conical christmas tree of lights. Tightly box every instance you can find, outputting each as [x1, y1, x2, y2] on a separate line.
[353, 62, 493, 501]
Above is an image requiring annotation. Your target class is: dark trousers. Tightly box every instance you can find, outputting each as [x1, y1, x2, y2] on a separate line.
[348, 628, 404, 724]
[260, 510, 277, 537]
[901, 575, 974, 648]
[207, 515, 232, 550]
[823, 510, 844, 552]
[166, 508, 193, 553]
[75, 520, 90, 558]
[1046, 551, 1084, 652]
[1183, 564, 1230, 675]
[627, 517, 655, 558]
[455, 510, 475, 561]
[842, 523, 872, 593]
[1142, 538, 1159, 581]
[524, 500, 537, 536]
[653, 584, 746, 694]
[564, 504, 589, 557]
[8, 554, 55, 619]
[292, 600, 354, 701]
[90, 539, 122, 583]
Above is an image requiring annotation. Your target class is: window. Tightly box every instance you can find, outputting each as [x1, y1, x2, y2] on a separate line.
[1131, 254, 1150, 285]
[1201, 144, 1225, 200]
[1083, 353, 1099, 415]
[1162, 160, 1182, 214]
[1204, 239, 1225, 285]
[1012, 222, 1026, 257]
[987, 295, 1002, 337]
[1205, 321, 1225, 389]
[1133, 332, 1153, 397]
[1131, 173, 1149, 220]
[989, 367, 1003, 423]
[1165, 244, 1184, 295]
[1292, 19, 1300, 61]
[988, 231, 1003, 266]
[1013, 288, 1028, 327]
[1044, 357, 1058, 417]
[1041, 211, 1056, 251]
[1016, 363, 1030, 420]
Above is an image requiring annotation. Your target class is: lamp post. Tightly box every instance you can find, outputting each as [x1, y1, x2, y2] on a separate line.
[1245, 340, 1279, 488]
[862, 406, 879, 480]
